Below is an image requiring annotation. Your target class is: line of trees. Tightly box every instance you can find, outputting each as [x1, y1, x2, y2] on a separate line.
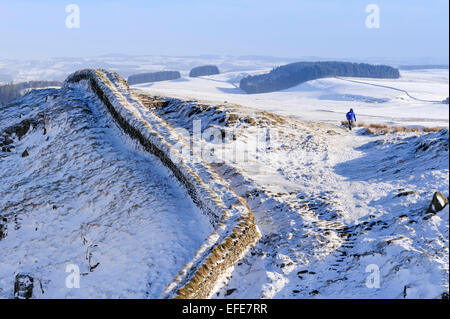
[0, 73, 13, 83]
[0, 81, 61, 104]
[239, 61, 400, 94]
[189, 65, 220, 77]
[127, 71, 181, 85]
[0, 83, 20, 104]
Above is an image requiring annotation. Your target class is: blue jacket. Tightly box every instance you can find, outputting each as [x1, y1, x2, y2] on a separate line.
[346, 111, 356, 122]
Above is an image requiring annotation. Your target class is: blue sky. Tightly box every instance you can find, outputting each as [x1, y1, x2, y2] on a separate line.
[0, 0, 448, 60]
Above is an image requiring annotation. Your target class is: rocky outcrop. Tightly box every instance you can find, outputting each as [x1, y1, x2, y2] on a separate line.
[0, 117, 44, 154]
[3, 118, 42, 140]
[127, 71, 181, 85]
[428, 191, 448, 213]
[0, 217, 6, 239]
[189, 65, 220, 77]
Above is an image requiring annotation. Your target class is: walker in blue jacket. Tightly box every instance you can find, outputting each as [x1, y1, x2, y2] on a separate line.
[346, 108, 356, 130]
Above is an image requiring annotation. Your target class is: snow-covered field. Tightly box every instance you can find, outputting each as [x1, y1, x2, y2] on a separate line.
[134, 68, 449, 128]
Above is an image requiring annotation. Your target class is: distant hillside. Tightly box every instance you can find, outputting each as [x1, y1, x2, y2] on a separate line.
[0, 81, 61, 104]
[239, 61, 400, 94]
[189, 65, 220, 77]
[127, 71, 181, 85]
[399, 65, 449, 70]
[0, 74, 13, 83]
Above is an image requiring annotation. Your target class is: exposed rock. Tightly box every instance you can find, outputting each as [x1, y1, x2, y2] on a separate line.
[309, 289, 319, 296]
[5, 119, 36, 140]
[396, 191, 417, 197]
[14, 273, 34, 299]
[21, 149, 29, 157]
[225, 288, 236, 296]
[0, 217, 6, 239]
[189, 65, 220, 77]
[428, 191, 448, 213]
[1, 136, 14, 146]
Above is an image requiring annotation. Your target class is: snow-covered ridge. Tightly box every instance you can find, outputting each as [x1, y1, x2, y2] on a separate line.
[63, 69, 261, 298]
[1, 86, 216, 298]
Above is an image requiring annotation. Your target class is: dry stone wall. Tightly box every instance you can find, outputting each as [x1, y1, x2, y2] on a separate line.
[64, 69, 261, 299]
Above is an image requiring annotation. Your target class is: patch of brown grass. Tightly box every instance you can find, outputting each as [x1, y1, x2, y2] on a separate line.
[340, 120, 444, 135]
[423, 126, 443, 133]
[391, 126, 408, 133]
[363, 127, 375, 135]
[368, 124, 439, 135]
[356, 122, 368, 128]
[369, 123, 388, 129]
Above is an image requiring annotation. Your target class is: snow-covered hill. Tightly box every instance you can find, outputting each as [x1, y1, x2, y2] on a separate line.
[138, 94, 449, 298]
[0, 67, 448, 299]
[0, 83, 213, 298]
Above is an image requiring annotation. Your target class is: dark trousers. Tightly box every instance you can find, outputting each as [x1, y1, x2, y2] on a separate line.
[348, 120, 354, 130]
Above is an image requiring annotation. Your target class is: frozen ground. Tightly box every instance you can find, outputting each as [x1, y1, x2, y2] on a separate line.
[0, 86, 212, 298]
[212, 125, 449, 299]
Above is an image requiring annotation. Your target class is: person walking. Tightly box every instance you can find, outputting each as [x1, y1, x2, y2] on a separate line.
[346, 108, 356, 130]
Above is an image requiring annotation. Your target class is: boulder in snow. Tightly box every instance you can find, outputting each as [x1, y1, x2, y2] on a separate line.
[428, 191, 448, 213]
[14, 273, 34, 299]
